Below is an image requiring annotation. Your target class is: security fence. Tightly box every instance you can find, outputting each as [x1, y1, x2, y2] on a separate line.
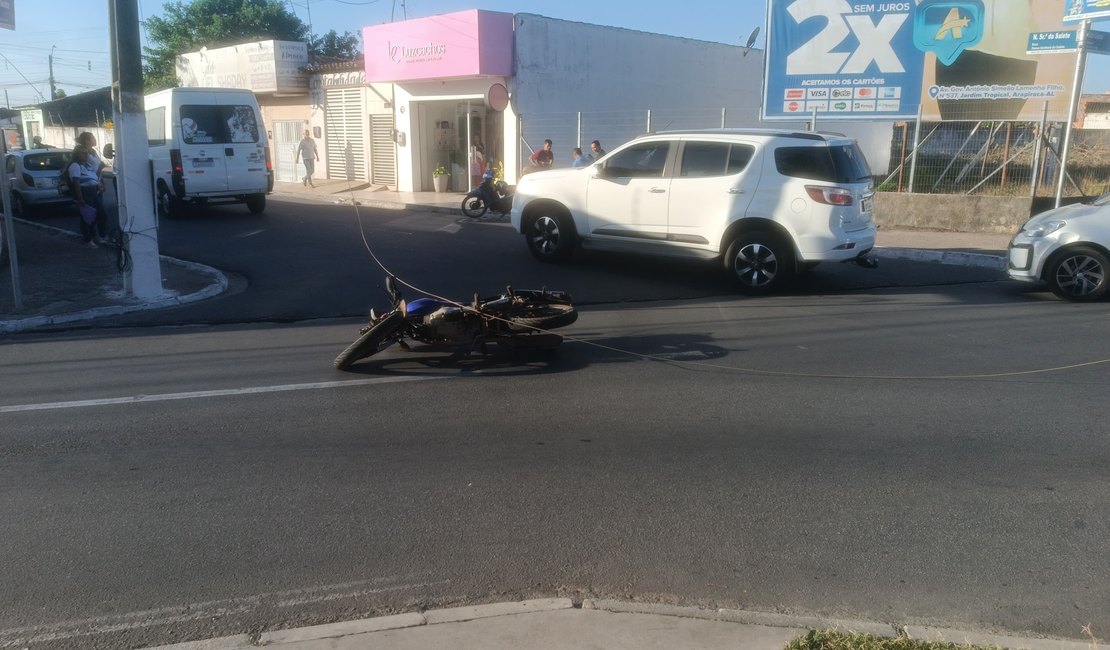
[519, 104, 1110, 200]
[880, 102, 1110, 199]
[518, 107, 767, 167]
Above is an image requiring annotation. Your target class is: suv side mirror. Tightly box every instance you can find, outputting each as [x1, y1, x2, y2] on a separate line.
[593, 166, 612, 179]
[102, 143, 115, 159]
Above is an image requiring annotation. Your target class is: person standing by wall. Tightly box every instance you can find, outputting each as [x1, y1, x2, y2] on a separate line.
[571, 147, 591, 168]
[295, 129, 320, 187]
[76, 132, 106, 176]
[590, 140, 606, 161]
[69, 144, 108, 247]
[529, 139, 554, 169]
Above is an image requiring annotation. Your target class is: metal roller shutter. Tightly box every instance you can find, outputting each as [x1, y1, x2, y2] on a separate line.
[325, 88, 367, 181]
[369, 114, 397, 186]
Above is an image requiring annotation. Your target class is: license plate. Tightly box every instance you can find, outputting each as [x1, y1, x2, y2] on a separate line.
[861, 197, 873, 213]
[193, 158, 215, 168]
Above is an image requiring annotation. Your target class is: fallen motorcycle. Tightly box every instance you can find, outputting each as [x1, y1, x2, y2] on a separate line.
[461, 172, 514, 218]
[335, 275, 578, 369]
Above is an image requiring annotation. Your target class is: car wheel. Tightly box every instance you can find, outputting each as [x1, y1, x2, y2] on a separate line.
[10, 192, 26, 218]
[1046, 246, 1108, 301]
[525, 212, 575, 262]
[157, 186, 181, 219]
[724, 230, 795, 294]
[246, 194, 266, 214]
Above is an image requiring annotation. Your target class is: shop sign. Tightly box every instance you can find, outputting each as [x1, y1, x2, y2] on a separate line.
[363, 10, 513, 82]
[177, 40, 309, 93]
[0, 0, 13, 31]
[1063, 0, 1110, 23]
[764, 0, 1076, 122]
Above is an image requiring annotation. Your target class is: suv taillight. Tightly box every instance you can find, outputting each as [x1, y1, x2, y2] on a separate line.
[170, 149, 185, 197]
[805, 185, 853, 206]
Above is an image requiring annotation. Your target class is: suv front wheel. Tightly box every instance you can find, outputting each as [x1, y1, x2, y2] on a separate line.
[525, 212, 575, 262]
[724, 231, 795, 294]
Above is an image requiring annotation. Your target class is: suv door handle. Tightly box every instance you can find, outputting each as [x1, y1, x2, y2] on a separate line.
[648, 187, 666, 193]
[728, 188, 746, 194]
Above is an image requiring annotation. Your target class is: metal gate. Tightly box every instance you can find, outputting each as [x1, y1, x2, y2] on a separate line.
[273, 120, 305, 183]
[369, 114, 397, 186]
[325, 88, 367, 182]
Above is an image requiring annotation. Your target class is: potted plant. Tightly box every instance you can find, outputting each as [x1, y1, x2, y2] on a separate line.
[432, 165, 450, 193]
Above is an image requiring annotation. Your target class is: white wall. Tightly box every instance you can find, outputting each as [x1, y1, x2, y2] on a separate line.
[509, 14, 892, 176]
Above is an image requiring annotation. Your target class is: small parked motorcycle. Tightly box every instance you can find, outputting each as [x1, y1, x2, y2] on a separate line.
[335, 275, 578, 369]
[461, 171, 514, 218]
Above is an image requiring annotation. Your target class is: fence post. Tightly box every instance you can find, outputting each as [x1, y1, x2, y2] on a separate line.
[517, 114, 524, 179]
[1031, 101, 1048, 197]
[646, 109, 652, 134]
[576, 111, 582, 149]
[810, 108, 817, 132]
[907, 104, 922, 194]
[721, 107, 727, 128]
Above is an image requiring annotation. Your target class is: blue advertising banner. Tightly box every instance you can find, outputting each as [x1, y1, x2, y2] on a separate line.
[764, 0, 1076, 122]
[1063, 0, 1110, 23]
[764, 0, 924, 121]
[0, 0, 13, 31]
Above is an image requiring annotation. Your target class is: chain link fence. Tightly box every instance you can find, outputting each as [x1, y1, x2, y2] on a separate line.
[879, 102, 1110, 198]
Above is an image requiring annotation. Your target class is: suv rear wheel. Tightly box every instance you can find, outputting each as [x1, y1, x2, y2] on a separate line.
[724, 230, 795, 294]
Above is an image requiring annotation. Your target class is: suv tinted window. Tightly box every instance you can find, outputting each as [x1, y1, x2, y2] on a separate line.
[775, 144, 871, 183]
[604, 142, 670, 178]
[680, 142, 756, 178]
[180, 105, 259, 145]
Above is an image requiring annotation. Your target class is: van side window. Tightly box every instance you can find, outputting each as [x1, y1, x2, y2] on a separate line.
[180, 105, 259, 145]
[147, 107, 167, 147]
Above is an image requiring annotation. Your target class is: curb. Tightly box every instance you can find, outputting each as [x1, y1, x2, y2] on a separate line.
[876, 245, 1006, 271]
[142, 598, 1097, 650]
[0, 219, 229, 334]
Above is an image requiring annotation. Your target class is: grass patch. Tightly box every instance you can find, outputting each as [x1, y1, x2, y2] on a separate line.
[786, 629, 1003, 650]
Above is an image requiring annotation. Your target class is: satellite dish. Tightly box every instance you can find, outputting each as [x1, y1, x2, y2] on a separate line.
[742, 26, 760, 57]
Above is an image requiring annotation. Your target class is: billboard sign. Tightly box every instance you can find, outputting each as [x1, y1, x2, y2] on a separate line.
[1087, 29, 1110, 54]
[0, 0, 13, 31]
[764, 0, 1077, 122]
[1063, 0, 1110, 23]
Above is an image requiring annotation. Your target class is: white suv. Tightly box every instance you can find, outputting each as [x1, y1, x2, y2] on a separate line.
[510, 129, 877, 292]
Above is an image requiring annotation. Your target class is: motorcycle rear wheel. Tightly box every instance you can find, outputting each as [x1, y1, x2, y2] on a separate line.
[505, 302, 578, 333]
[461, 195, 487, 218]
[334, 312, 405, 370]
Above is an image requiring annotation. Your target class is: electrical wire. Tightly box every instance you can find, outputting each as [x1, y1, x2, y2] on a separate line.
[341, 187, 1110, 382]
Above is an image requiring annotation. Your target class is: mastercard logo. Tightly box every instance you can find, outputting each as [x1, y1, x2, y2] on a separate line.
[788, 101, 800, 111]
[858, 88, 873, 97]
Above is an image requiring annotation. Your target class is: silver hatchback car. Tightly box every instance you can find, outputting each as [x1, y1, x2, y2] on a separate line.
[1008, 192, 1110, 301]
[5, 148, 73, 217]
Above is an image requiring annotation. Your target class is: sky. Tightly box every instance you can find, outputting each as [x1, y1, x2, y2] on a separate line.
[0, 0, 1107, 109]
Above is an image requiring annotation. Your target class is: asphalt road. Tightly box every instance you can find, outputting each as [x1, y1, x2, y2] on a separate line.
[2, 197, 1106, 649]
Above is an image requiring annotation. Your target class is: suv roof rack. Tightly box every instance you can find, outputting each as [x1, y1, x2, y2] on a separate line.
[644, 128, 830, 141]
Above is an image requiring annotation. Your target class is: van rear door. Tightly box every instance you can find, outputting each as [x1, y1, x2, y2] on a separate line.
[217, 94, 267, 194]
[178, 93, 230, 195]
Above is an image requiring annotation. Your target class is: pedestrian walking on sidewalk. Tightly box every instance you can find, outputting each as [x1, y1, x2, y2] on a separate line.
[295, 129, 320, 187]
[68, 145, 108, 247]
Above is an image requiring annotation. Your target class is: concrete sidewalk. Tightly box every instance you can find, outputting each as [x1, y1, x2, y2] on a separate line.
[148, 598, 1094, 650]
[0, 182, 1012, 334]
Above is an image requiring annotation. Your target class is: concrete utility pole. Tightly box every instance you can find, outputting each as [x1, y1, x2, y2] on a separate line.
[109, 0, 162, 299]
[48, 45, 57, 100]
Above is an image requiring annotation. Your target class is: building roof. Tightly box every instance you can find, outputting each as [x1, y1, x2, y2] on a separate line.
[33, 87, 113, 128]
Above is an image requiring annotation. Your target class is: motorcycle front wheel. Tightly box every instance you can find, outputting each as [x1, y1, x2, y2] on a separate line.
[505, 302, 578, 333]
[334, 312, 405, 370]
[461, 195, 487, 218]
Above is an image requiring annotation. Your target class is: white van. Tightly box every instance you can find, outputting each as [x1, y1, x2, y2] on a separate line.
[145, 87, 272, 217]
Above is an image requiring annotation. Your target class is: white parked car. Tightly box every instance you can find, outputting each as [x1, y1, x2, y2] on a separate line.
[1008, 193, 1110, 301]
[510, 129, 878, 293]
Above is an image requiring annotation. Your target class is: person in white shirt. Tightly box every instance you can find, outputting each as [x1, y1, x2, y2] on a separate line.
[69, 145, 107, 246]
[295, 130, 320, 187]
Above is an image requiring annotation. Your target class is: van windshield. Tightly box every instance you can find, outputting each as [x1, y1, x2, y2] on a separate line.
[180, 105, 260, 145]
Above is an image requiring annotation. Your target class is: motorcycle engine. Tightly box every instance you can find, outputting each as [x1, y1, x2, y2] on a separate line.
[422, 306, 483, 342]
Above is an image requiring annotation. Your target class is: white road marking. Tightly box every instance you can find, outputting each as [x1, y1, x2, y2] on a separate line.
[0, 376, 447, 414]
[0, 575, 449, 647]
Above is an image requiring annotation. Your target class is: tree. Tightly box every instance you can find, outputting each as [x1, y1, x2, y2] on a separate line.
[142, 0, 309, 92]
[309, 30, 362, 62]
[52, 89, 67, 100]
